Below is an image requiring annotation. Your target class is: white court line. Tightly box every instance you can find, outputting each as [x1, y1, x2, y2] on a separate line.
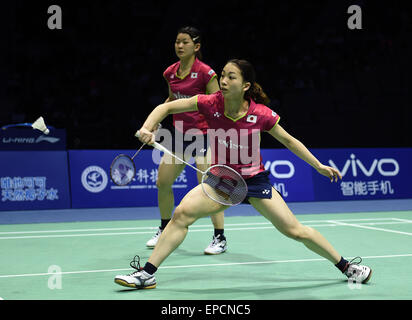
[0, 222, 274, 235]
[0, 217, 396, 235]
[0, 224, 335, 240]
[1, 253, 412, 279]
[392, 218, 412, 224]
[329, 220, 412, 236]
[1, 219, 411, 240]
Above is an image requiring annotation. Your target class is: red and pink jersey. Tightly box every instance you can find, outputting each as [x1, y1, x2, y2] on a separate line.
[196, 91, 280, 179]
[163, 58, 217, 134]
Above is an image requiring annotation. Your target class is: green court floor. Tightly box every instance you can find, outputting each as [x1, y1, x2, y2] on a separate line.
[1, 210, 412, 300]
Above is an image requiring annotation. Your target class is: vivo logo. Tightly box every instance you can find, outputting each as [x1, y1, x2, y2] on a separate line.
[264, 160, 295, 179]
[328, 154, 399, 177]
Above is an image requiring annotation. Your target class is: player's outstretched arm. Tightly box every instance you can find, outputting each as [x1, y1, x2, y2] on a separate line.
[136, 96, 198, 144]
[268, 124, 342, 182]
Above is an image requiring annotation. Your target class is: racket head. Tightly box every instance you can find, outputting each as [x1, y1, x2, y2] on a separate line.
[110, 154, 136, 186]
[201, 164, 248, 206]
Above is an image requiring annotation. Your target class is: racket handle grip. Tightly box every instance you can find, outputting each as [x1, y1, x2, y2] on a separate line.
[135, 131, 170, 154]
[135, 124, 162, 138]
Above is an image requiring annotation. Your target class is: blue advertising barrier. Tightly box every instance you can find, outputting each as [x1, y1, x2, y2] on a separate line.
[68, 149, 199, 208]
[0, 151, 71, 211]
[261, 149, 315, 201]
[262, 148, 412, 202]
[1, 148, 410, 211]
[311, 148, 412, 201]
[0, 127, 66, 150]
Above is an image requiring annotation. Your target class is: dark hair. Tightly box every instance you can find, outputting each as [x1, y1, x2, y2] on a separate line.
[177, 26, 203, 60]
[227, 59, 270, 105]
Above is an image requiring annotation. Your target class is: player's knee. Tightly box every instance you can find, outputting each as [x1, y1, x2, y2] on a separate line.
[284, 225, 310, 242]
[172, 205, 196, 227]
[156, 177, 173, 190]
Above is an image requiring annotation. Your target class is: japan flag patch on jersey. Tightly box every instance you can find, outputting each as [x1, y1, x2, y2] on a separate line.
[191, 72, 198, 79]
[246, 115, 257, 123]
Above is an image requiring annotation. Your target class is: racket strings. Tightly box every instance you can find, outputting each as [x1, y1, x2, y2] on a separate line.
[203, 165, 248, 206]
[110, 155, 136, 185]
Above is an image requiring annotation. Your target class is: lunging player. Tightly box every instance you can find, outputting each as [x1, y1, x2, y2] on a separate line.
[117, 59, 372, 289]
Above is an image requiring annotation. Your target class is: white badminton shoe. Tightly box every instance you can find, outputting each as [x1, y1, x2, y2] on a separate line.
[114, 256, 156, 289]
[204, 235, 227, 255]
[146, 227, 162, 248]
[344, 257, 372, 284]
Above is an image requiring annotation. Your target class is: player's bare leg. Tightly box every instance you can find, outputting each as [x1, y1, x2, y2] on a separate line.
[249, 189, 341, 264]
[146, 153, 186, 248]
[149, 184, 229, 266]
[196, 156, 227, 254]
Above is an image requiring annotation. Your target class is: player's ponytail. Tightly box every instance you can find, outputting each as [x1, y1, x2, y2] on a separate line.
[177, 26, 203, 60]
[247, 82, 270, 105]
[227, 59, 270, 105]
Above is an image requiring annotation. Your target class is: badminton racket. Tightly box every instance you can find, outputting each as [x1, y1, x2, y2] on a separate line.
[110, 124, 161, 186]
[136, 131, 248, 206]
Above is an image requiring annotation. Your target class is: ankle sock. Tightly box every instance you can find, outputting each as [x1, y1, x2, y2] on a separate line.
[335, 257, 349, 273]
[214, 229, 225, 240]
[143, 262, 158, 275]
[160, 219, 170, 230]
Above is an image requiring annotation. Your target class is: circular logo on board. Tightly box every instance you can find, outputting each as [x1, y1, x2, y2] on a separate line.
[81, 166, 108, 193]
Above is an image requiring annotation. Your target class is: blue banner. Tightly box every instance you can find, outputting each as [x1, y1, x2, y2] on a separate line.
[261, 149, 315, 201]
[68, 149, 199, 208]
[0, 151, 71, 211]
[311, 148, 412, 201]
[262, 148, 412, 202]
[1, 148, 409, 211]
[0, 128, 66, 150]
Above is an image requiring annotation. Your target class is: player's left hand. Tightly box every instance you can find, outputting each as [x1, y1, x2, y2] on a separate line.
[316, 164, 342, 182]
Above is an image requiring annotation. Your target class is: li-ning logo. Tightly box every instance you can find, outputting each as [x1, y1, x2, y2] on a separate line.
[36, 136, 60, 143]
[2, 135, 60, 144]
[328, 154, 400, 177]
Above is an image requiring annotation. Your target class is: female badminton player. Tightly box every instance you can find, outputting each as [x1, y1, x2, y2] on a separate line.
[115, 59, 372, 289]
[145, 26, 228, 255]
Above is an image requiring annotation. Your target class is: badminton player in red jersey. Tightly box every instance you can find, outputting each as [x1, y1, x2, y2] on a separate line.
[145, 26, 229, 255]
[115, 59, 372, 289]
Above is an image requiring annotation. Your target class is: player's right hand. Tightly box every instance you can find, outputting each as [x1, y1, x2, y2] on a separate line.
[135, 127, 155, 145]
